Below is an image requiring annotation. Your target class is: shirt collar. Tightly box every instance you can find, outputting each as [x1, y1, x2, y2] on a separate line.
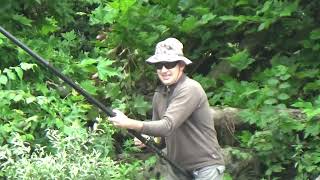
[156, 73, 187, 94]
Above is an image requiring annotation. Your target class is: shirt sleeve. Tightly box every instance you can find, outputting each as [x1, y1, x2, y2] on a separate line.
[141, 84, 203, 137]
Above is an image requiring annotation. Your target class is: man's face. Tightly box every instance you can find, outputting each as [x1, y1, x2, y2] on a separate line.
[155, 61, 185, 85]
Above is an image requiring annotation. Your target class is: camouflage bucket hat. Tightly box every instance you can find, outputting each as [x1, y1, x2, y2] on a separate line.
[146, 37, 192, 65]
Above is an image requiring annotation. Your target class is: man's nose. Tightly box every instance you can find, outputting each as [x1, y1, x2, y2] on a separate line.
[160, 66, 168, 72]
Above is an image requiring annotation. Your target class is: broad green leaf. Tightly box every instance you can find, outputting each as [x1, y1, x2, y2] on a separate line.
[264, 98, 277, 105]
[13, 94, 23, 102]
[280, 74, 291, 81]
[26, 96, 36, 104]
[277, 93, 290, 100]
[0, 75, 8, 85]
[14, 67, 23, 80]
[4, 69, 16, 80]
[267, 78, 279, 86]
[20, 63, 36, 70]
[279, 82, 291, 89]
[227, 50, 255, 71]
[97, 59, 120, 81]
[292, 101, 313, 109]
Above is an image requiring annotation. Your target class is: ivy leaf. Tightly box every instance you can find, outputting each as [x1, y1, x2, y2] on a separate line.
[12, 14, 32, 26]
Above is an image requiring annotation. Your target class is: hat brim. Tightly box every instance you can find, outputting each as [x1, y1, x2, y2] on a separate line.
[146, 54, 192, 65]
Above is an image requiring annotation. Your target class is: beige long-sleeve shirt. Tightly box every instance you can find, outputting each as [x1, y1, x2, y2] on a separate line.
[141, 74, 224, 171]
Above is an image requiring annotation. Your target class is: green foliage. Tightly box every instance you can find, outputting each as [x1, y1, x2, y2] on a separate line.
[1, 0, 320, 179]
[0, 129, 149, 179]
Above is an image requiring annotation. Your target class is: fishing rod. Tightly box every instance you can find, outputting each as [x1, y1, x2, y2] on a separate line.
[0, 26, 193, 179]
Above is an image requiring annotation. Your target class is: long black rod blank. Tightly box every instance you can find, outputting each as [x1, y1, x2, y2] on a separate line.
[0, 26, 193, 179]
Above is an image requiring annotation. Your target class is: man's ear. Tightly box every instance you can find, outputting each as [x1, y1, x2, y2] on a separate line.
[178, 61, 186, 71]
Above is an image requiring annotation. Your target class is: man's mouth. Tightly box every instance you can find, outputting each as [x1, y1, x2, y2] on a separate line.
[162, 75, 171, 80]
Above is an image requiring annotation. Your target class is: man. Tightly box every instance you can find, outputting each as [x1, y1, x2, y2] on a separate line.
[109, 37, 225, 180]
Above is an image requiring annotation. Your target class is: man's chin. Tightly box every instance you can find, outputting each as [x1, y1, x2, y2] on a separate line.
[161, 80, 174, 86]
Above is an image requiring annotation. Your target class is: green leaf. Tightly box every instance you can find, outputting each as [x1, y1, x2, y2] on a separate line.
[90, 5, 119, 25]
[280, 74, 291, 81]
[26, 96, 36, 104]
[310, 29, 320, 40]
[277, 93, 290, 100]
[40, 17, 59, 35]
[258, 19, 273, 31]
[97, 59, 120, 81]
[4, 69, 16, 80]
[199, 13, 216, 25]
[14, 67, 23, 80]
[267, 78, 279, 86]
[20, 63, 36, 70]
[181, 16, 199, 33]
[227, 50, 255, 71]
[80, 80, 97, 95]
[79, 58, 97, 67]
[62, 30, 76, 41]
[13, 94, 23, 102]
[12, 14, 32, 26]
[279, 82, 290, 89]
[0, 75, 8, 85]
[264, 98, 277, 105]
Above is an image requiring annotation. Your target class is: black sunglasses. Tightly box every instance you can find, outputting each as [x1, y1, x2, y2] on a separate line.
[155, 62, 179, 70]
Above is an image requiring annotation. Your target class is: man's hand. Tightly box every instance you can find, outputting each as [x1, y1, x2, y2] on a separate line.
[133, 135, 148, 148]
[109, 109, 143, 131]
